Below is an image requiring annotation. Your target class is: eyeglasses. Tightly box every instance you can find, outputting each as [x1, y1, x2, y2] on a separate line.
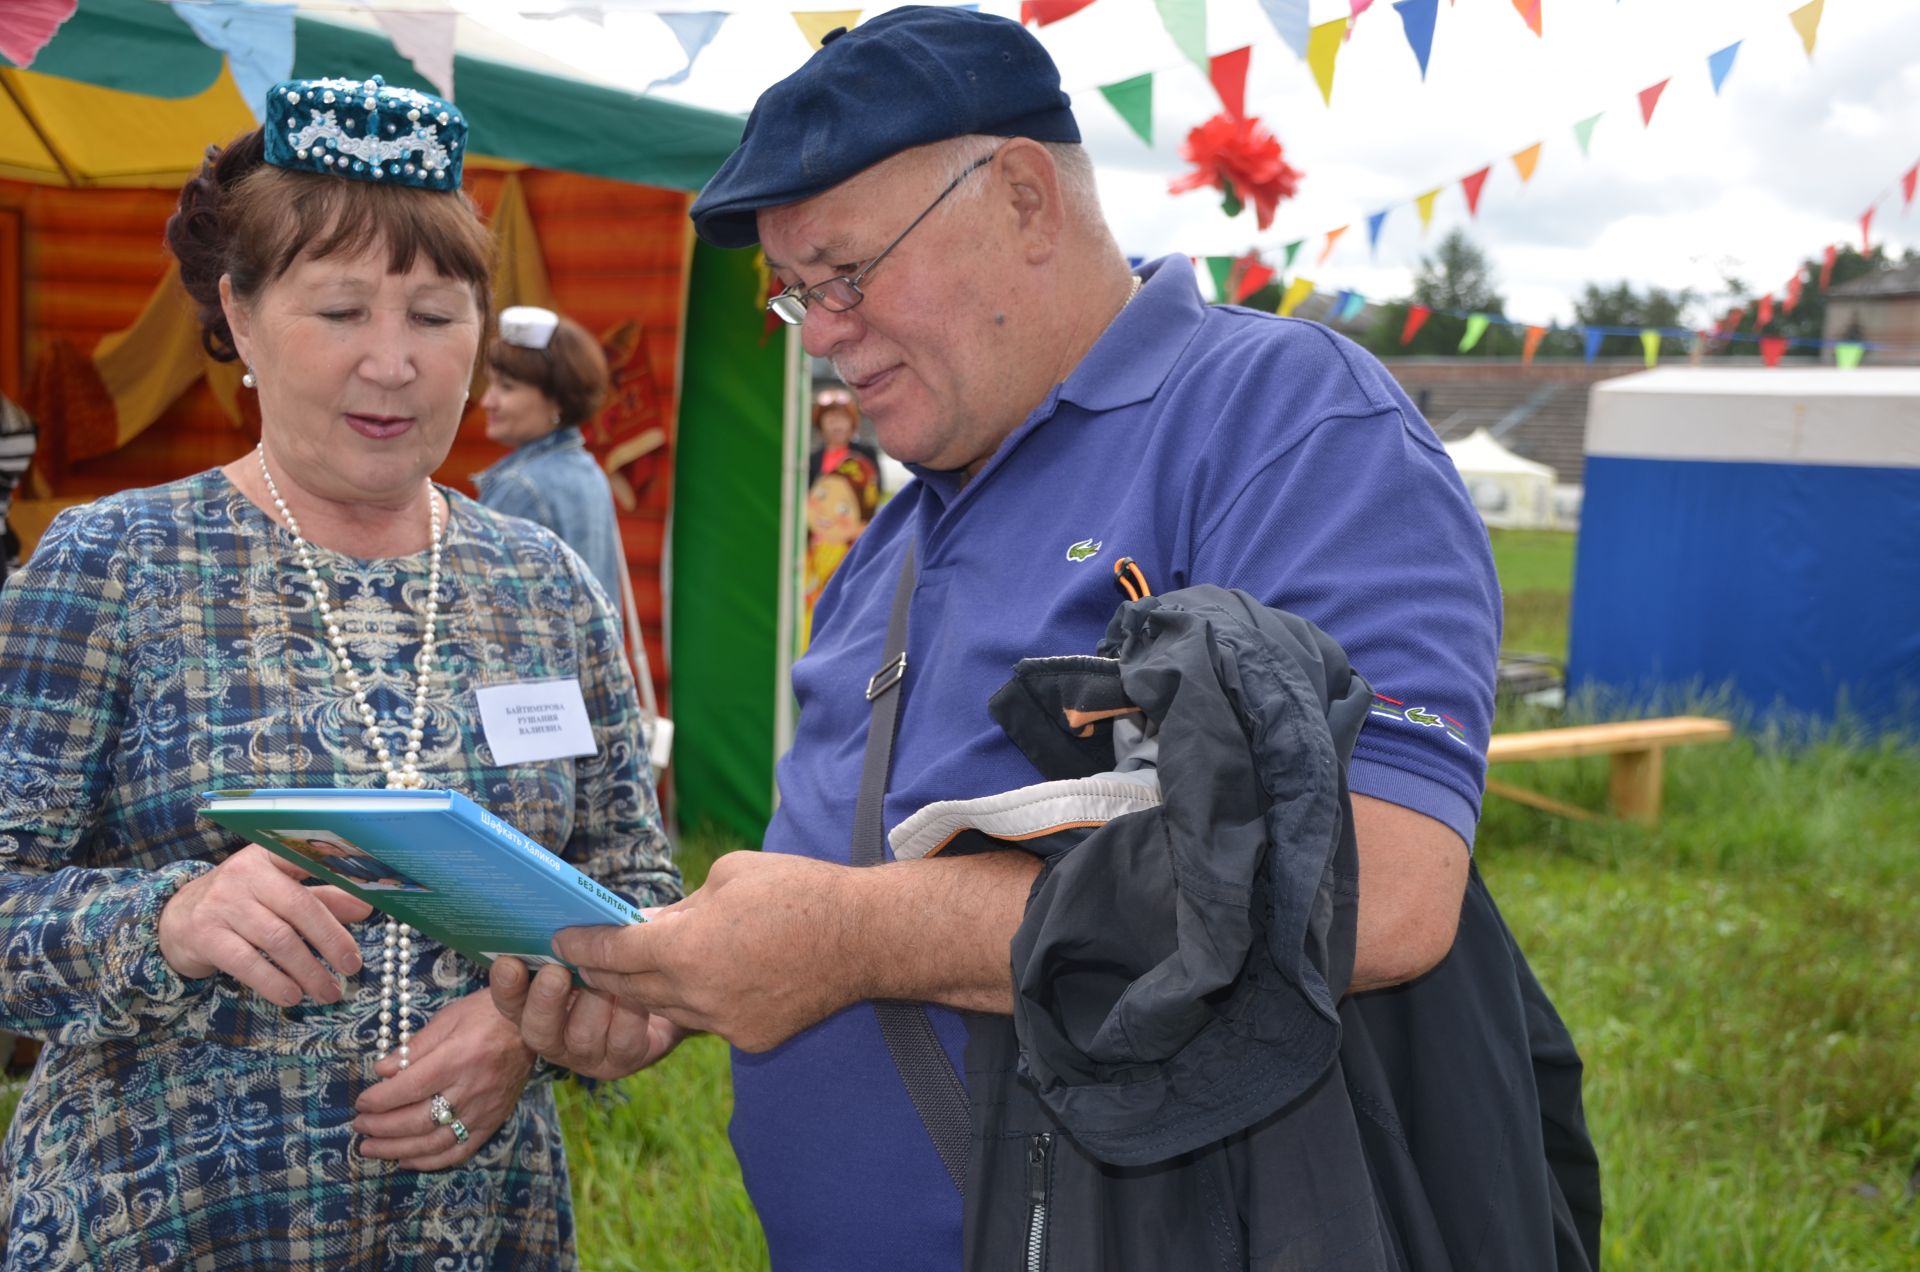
[767, 150, 999, 326]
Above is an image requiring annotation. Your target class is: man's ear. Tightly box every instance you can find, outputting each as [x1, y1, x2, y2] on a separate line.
[994, 140, 1065, 265]
[219, 275, 254, 367]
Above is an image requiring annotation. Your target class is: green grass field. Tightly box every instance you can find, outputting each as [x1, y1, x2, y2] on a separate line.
[7, 529, 1914, 1268]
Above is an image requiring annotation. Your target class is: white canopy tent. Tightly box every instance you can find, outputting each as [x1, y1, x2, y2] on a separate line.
[1445, 427, 1557, 529]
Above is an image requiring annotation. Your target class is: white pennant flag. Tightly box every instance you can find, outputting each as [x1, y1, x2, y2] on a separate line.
[373, 9, 458, 102]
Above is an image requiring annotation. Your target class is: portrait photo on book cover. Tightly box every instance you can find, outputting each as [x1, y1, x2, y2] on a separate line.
[269, 829, 432, 893]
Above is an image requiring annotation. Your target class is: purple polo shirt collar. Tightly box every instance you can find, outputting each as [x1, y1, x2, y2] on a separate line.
[907, 255, 1203, 507]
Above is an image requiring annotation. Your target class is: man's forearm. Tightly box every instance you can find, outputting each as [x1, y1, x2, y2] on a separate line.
[836, 850, 1043, 1014]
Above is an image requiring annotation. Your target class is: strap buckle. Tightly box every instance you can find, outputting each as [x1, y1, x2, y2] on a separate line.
[866, 652, 908, 701]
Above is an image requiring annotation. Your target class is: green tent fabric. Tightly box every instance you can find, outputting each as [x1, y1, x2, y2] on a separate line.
[10, 0, 745, 192]
[673, 243, 791, 843]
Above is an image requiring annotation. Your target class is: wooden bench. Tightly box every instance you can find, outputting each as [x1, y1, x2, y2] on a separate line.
[1484, 716, 1733, 825]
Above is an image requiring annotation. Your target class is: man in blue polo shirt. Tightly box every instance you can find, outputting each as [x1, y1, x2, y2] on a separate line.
[491, 8, 1522, 1268]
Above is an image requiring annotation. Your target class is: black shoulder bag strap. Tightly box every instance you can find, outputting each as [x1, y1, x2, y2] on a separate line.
[852, 541, 972, 1194]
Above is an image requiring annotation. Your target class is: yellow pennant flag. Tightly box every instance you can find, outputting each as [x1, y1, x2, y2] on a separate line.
[1318, 224, 1348, 265]
[1459, 313, 1490, 353]
[1511, 143, 1542, 184]
[1522, 325, 1547, 365]
[1278, 277, 1314, 317]
[794, 10, 860, 48]
[1414, 188, 1440, 232]
[1788, 0, 1823, 58]
[1640, 329, 1662, 367]
[1306, 18, 1346, 106]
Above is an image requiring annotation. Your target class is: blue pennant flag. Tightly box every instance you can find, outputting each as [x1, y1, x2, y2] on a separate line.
[1366, 207, 1390, 255]
[1392, 0, 1439, 80]
[170, 0, 294, 122]
[649, 12, 728, 92]
[1258, 0, 1311, 60]
[1707, 41, 1741, 95]
[1583, 329, 1606, 363]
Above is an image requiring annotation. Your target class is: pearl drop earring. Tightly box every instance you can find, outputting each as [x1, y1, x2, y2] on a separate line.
[242, 368, 257, 389]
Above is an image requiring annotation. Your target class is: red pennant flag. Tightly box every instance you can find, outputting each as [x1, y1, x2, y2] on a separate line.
[1021, 0, 1098, 25]
[1861, 206, 1874, 253]
[1511, 0, 1542, 37]
[1759, 336, 1789, 367]
[1820, 244, 1837, 290]
[1904, 162, 1919, 209]
[1210, 46, 1251, 120]
[1784, 274, 1804, 314]
[1232, 255, 1275, 303]
[1460, 165, 1491, 217]
[1757, 294, 1774, 327]
[1400, 305, 1432, 345]
[1522, 325, 1547, 365]
[1638, 79, 1670, 127]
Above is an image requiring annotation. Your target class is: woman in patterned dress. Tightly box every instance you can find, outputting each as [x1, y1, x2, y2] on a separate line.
[0, 78, 679, 1270]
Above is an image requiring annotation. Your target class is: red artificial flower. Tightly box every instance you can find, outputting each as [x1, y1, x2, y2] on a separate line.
[1168, 111, 1304, 231]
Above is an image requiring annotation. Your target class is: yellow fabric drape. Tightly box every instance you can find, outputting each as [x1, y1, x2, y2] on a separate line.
[87, 261, 232, 457]
[490, 171, 555, 313]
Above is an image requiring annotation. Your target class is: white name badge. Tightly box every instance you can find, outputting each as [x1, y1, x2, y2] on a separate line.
[476, 679, 599, 765]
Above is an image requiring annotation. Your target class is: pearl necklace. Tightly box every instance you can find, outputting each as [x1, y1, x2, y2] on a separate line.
[255, 442, 442, 1068]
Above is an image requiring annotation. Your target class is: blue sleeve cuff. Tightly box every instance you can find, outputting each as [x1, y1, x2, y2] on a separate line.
[1347, 758, 1480, 853]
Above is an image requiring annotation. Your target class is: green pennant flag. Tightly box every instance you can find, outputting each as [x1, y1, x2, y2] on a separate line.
[1573, 112, 1603, 156]
[1640, 329, 1661, 367]
[1282, 239, 1304, 272]
[1099, 73, 1155, 146]
[1459, 313, 1491, 352]
[1205, 256, 1236, 302]
[1834, 342, 1865, 369]
[1154, 0, 1209, 73]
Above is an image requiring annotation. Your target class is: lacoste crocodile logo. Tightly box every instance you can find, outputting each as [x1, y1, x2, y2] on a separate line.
[1403, 706, 1445, 727]
[1065, 538, 1102, 563]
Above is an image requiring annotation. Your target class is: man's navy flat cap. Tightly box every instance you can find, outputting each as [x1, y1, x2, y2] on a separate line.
[689, 6, 1080, 248]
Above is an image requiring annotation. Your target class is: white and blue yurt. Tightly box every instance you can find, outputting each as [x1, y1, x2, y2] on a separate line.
[1568, 368, 1920, 728]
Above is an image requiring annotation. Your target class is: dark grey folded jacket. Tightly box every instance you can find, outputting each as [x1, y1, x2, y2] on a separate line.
[891, 587, 1600, 1272]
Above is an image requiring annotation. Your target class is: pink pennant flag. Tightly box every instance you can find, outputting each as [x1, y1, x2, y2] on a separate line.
[1637, 79, 1670, 127]
[1903, 162, 1918, 209]
[1861, 206, 1875, 253]
[1757, 294, 1774, 327]
[1759, 336, 1789, 368]
[1460, 166, 1491, 217]
[373, 11, 458, 100]
[1401, 305, 1432, 345]
[1511, 0, 1542, 38]
[1210, 46, 1251, 120]
[1820, 245, 1837, 290]
[0, 0, 77, 68]
[1318, 225, 1348, 265]
[1784, 274, 1804, 314]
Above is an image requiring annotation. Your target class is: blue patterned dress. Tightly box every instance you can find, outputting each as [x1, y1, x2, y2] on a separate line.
[0, 470, 680, 1270]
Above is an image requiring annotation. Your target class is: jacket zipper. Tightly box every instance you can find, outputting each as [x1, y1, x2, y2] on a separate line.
[1025, 1132, 1052, 1272]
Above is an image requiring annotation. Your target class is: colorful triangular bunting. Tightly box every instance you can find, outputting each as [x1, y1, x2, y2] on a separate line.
[1820, 244, 1837, 290]
[1367, 207, 1390, 255]
[1205, 256, 1236, 302]
[1155, 0, 1209, 74]
[1392, 0, 1438, 80]
[1903, 162, 1919, 209]
[1278, 277, 1314, 316]
[648, 12, 728, 91]
[1522, 325, 1547, 365]
[1461, 166, 1491, 217]
[1640, 329, 1661, 368]
[0, 0, 77, 69]
[1306, 17, 1345, 105]
[1511, 143, 1542, 184]
[1339, 291, 1368, 322]
[1414, 188, 1440, 231]
[1210, 46, 1250, 119]
[1788, 0, 1823, 59]
[1583, 330, 1604, 363]
[1573, 112, 1603, 156]
[1637, 79, 1669, 127]
[793, 10, 859, 47]
[1258, 0, 1311, 60]
[1318, 224, 1348, 264]
[1282, 239, 1304, 271]
[1861, 206, 1874, 252]
[1099, 74, 1155, 145]
[1021, 0, 1097, 25]
[1833, 342, 1865, 370]
[1459, 313, 1490, 352]
[1707, 41, 1740, 95]
[1511, 0, 1541, 38]
[1760, 335, 1789, 367]
[1401, 305, 1432, 344]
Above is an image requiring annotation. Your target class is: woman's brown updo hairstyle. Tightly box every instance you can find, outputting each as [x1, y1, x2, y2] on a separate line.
[486, 316, 611, 431]
[164, 127, 495, 363]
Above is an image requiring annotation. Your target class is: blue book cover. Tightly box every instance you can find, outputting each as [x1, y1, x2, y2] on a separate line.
[201, 787, 642, 974]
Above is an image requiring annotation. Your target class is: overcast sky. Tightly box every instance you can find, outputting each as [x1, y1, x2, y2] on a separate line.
[463, 0, 1920, 326]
